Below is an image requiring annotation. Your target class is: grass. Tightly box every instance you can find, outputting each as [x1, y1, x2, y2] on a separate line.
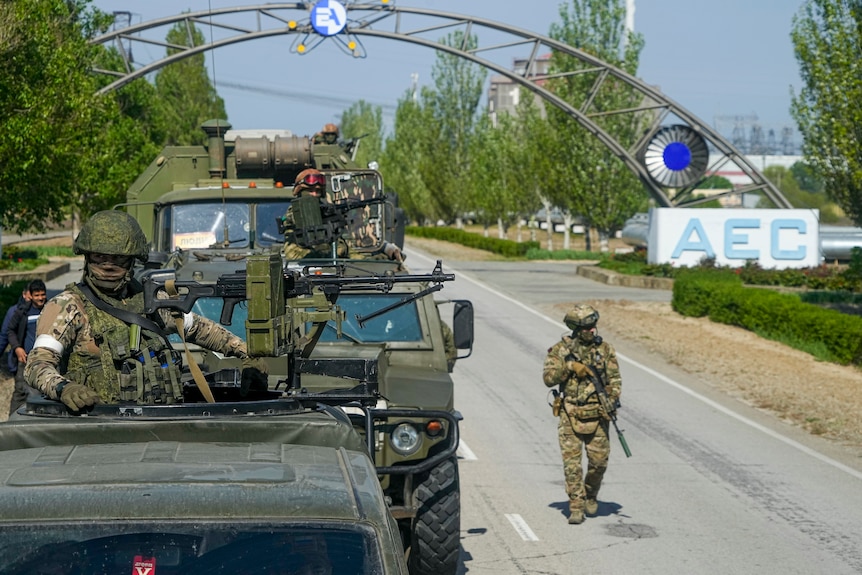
[752, 328, 840, 364]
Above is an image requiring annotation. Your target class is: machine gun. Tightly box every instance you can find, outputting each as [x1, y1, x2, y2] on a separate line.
[140, 253, 454, 361]
[586, 365, 632, 457]
[277, 194, 383, 249]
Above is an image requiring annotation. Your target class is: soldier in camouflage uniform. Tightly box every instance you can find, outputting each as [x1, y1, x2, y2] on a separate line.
[24, 210, 267, 412]
[543, 304, 622, 524]
[283, 169, 403, 263]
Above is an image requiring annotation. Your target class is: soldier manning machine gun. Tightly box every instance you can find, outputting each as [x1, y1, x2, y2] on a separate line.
[140, 254, 455, 391]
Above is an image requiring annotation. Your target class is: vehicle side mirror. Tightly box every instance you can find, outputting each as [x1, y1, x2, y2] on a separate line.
[452, 300, 474, 358]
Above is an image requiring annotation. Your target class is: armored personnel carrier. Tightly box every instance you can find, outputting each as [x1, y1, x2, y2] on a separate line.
[118, 123, 473, 575]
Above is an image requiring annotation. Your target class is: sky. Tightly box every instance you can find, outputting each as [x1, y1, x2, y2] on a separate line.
[90, 0, 806, 148]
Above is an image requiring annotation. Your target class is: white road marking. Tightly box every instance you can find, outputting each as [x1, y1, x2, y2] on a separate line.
[408, 249, 862, 482]
[504, 513, 540, 541]
[457, 440, 477, 461]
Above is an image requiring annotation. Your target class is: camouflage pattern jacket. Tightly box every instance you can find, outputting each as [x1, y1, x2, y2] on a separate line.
[543, 335, 621, 416]
[24, 279, 251, 403]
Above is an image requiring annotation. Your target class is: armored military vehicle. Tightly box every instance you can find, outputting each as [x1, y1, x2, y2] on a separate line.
[119, 123, 473, 575]
[0, 387, 408, 574]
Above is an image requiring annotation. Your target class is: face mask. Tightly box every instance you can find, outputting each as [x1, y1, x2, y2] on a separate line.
[577, 327, 597, 344]
[86, 257, 132, 292]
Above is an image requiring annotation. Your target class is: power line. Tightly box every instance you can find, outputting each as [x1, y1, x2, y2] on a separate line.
[217, 80, 398, 114]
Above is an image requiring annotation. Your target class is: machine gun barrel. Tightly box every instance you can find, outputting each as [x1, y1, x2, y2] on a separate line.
[140, 258, 455, 329]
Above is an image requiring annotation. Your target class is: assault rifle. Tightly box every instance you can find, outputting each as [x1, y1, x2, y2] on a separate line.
[140, 254, 454, 359]
[586, 365, 632, 458]
[278, 194, 383, 248]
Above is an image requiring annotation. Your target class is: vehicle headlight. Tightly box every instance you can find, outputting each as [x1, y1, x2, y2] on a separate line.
[390, 423, 421, 456]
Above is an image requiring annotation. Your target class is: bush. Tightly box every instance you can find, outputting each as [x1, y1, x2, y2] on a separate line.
[673, 272, 862, 366]
[406, 226, 539, 257]
[525, 248, 603, 261]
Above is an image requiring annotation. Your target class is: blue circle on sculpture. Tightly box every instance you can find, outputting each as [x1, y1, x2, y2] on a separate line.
[663, 142, 692, 171]
[311, 0, 347, 36]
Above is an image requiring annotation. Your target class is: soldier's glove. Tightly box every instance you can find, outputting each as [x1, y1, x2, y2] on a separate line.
[240, 357, 269, 397]
[382, 242, 404, 262]
[566, 360, 592, 379]
[59, 382, 102, 411]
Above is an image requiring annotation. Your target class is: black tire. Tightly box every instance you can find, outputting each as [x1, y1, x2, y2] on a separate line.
[407, 456, 460, 575]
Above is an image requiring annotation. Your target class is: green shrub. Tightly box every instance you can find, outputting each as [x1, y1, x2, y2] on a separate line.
[673, 272, 862, 366]
[671, 269, 741, 317]
[406, 226, 539, 257]
[526, 248, 603, 260]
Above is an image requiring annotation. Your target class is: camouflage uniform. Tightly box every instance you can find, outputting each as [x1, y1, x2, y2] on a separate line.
[441, 321, 456, 372]
[282, 169, 403, 264]
[24, 210, 261, 407]
[25, 282, 252, 404]
[543, 305, 621, 523]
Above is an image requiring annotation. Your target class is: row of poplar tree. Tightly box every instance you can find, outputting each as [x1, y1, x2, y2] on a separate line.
[1, 0, 860, 242]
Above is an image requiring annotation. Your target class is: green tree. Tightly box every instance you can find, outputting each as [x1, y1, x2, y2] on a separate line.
[380, 93, 435, 224]
[790, 160, 824, 194]
[544, 0, 649, 250]
[155, 19, 227, 146]
[340, 100, 384, 169]
[791, 0, 862, 225]
[700, 175, 734, 189]
[0, 0, 112, 232]
[423, 31, 487, 224]
[467, 112, 523, 237]
[764, 165, 841, 223]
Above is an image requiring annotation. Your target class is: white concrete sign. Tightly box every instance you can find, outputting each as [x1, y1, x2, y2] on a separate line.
[647, 208, 821, 269]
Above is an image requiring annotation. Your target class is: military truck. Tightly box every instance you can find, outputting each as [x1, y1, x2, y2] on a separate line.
[119, 122, 474, 575]
[0, 386, 408, 574]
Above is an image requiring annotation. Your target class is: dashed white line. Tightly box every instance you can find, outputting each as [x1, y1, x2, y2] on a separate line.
[505, 513, 540, 541]
[457, 440, 477, 461]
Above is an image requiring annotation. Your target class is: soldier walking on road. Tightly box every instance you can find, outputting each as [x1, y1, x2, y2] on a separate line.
[543, 304, 622, 524]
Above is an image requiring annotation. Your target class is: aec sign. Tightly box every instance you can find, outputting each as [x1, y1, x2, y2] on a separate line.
[647, 208, 821, 269]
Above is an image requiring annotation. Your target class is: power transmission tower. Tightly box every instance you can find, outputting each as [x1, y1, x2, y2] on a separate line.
[713, 114, 759, 153]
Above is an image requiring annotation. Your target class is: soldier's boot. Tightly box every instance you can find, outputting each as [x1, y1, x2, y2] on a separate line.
[585, 497, 599, 516]
[568, 500, 585, 525]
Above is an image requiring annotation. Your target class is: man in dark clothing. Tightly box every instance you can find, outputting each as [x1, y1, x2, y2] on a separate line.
[0, 286, 30, 375]
[6, 279, 47, 414]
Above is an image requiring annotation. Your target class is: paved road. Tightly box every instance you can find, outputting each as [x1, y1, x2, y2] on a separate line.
[406, 246, 862, 575]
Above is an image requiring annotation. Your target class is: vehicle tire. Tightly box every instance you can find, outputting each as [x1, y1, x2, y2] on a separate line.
[407, 456, 460, 575]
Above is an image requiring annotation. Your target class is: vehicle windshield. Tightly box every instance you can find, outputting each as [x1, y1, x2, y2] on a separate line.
[164, 201, 290, 251]
[0, 522, 382, 575]
[175, 293, 423, 343]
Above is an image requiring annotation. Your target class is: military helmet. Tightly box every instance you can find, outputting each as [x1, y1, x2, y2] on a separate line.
[322, 123, 338, 134]
[73, 210, 149, 262]
[564, 304, 599, 330]
[293, 168, 326, 196]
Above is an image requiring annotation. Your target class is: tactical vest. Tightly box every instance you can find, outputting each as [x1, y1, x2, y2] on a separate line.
[564, 338, 612, 407]
[66, 284, 184, 404]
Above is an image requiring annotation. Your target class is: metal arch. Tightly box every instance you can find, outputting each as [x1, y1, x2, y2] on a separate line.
[90, 3, 792, 209]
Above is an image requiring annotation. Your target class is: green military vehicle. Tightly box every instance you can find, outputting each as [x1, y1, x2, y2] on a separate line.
[0, 385, 408, 574]
[119, 122, 474, 575]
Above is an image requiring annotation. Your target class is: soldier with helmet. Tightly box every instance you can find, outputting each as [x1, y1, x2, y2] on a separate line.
[23, 210, 267, 412]
[321, 123, 339, 145]
[543, 303, 622, 524]
[283, 169, 403, 263]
